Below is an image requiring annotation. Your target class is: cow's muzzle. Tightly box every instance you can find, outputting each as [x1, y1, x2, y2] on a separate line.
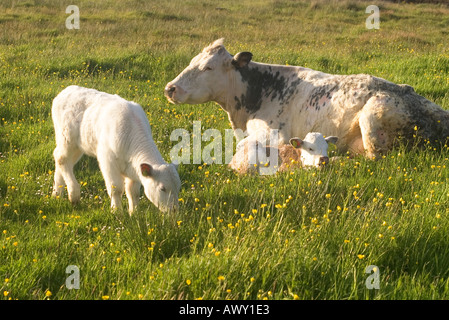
[165, 84, 176, 97]
[164, 83, 184, 103]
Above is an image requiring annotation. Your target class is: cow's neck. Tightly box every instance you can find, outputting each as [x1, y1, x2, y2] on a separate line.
[214, 67, 253, 132]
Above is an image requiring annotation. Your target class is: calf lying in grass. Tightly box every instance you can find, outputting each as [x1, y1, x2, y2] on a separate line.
[51, 85, 181, 214]
[229, 132, 338, 174]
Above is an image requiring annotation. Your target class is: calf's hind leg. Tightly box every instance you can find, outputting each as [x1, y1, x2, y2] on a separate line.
[52, 150, 66, 198]
[52, 145, 83, 203]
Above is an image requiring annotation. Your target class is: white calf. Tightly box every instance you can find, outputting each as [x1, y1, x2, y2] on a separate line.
[51, 85, 181, 213]
[229, 132, 338, 174]
[289, 132, 338, 168]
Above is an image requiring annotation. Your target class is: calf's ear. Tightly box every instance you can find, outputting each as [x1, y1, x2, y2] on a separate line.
[232, 52, 253, 69]
[289, 138, 303, 149]
[140, 163, 153, 177]
[325, 136, 338, 145]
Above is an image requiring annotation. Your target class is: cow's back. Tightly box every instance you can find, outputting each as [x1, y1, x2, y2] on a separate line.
[52, 86, 97, 147]
[289, 74, 414, 140]
[52, 86, 134, 157]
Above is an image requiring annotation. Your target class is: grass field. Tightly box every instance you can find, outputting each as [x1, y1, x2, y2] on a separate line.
[1, 0, 449, 300]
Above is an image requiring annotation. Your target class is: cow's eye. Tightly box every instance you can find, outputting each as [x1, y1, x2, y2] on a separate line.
[204, 66, 213, 71]
[160, 186, 166, 192]
[309, 148, 314, 152]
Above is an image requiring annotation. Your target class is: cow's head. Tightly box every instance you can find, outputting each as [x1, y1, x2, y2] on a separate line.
[165, 38, 252, 104]
[289, 133, 338, 168]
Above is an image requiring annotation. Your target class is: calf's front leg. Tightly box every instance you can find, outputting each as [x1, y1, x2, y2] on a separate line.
[98, 154, 124, 212]
[125, 177, 141, 215]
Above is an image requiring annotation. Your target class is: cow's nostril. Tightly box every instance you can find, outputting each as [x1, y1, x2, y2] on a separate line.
[168, 86, 176, 92]
[164, 85, 176, 97]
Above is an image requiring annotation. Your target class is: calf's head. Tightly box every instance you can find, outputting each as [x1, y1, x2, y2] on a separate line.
[140, 163, 181, 212]
[289, 133, 338, 168]
[165, 38, 252, 104]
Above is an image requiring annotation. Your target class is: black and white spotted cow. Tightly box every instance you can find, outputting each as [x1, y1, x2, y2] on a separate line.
[165, 39, 449, 164]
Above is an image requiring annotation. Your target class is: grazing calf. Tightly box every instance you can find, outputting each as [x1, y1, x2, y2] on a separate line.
[51, 85, 181, 214]
[229, 132, 338, 174]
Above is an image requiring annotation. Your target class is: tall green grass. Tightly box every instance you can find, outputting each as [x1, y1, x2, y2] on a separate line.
[1, 0, 449, 300]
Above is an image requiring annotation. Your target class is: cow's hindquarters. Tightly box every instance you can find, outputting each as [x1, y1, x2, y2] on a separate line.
[358, 95, 409, 159]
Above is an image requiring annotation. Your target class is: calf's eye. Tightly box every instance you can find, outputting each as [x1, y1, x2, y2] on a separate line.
[160, 186, 166, 192]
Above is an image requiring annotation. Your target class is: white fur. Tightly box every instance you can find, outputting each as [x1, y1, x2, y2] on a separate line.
[51, 85, 181, 213]
[229, 132, 337, 174]
[292, 132, 338, 167]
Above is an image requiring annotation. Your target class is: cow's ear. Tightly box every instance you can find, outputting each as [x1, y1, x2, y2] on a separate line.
[289, 138, 303, 149]
[232, 52, 253, 69]
[140, 163, 153, 177]
[325, 136, 338, 145]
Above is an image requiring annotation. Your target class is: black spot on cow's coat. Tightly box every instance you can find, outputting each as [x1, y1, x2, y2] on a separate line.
[367, 77, 415, 97]
[235, 66, 301, 113]
[279, 122, 286, 130]
[234, 96, 242, 110]
[277, 105, 285, 117]
[307, 84, 339, 111]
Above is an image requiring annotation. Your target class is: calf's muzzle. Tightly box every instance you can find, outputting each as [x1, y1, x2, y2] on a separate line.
[319, 156, 329, 166]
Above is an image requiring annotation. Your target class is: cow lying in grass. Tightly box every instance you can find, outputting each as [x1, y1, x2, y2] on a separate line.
[51, 85, 181, 214]
[165, 39, 449, 164]
[229, 132, 338, 174]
